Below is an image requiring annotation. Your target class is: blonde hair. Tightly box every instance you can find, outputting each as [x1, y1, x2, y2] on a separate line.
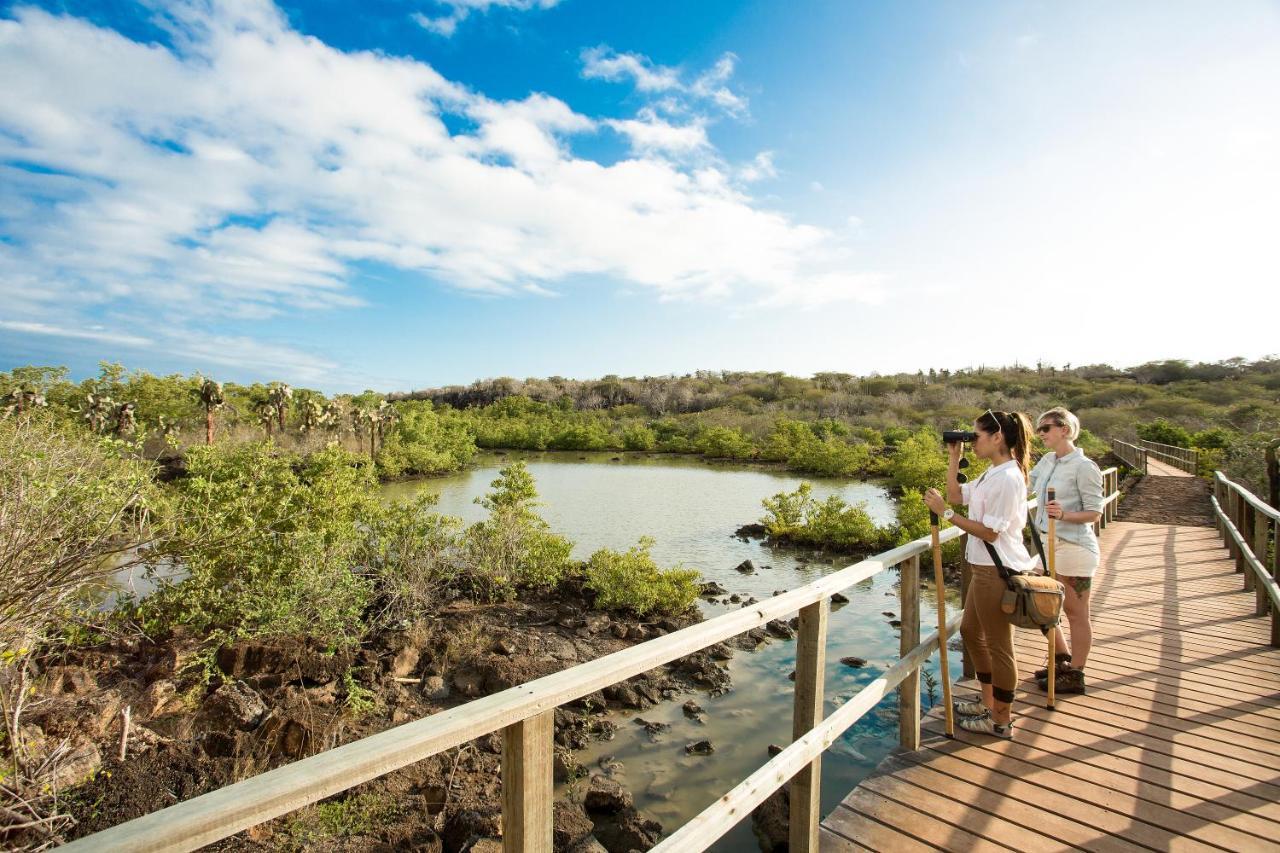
[1037, 406, 1081, 441]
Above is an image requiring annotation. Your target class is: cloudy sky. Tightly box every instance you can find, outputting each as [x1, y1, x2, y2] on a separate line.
[1, 0, 1277, 391]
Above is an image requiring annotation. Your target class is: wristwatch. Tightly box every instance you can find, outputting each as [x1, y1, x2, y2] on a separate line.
[942, 508, 955, 521]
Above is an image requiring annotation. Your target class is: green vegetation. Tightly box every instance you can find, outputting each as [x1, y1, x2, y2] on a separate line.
[285, 791, 401, 848]
[585, 537, 701, 616]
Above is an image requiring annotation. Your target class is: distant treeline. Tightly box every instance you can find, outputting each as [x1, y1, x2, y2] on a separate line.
[3, 357, 1276, 491]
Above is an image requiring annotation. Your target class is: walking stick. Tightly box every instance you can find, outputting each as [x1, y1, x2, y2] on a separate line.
[1046, 486, 1058, 711]
[929, 511, 955, 737]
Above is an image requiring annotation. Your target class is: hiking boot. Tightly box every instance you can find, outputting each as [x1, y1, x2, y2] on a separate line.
[1038, 667, 1086, 695]
[1034, 654, 1073, 680]
[957, 713, 1014, 739]
[952, 697, 987, 717]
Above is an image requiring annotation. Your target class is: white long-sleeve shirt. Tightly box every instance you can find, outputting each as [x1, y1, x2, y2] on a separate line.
[961, 460, 1037, 571]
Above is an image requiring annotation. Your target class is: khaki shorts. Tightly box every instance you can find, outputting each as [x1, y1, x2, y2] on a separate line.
[1031, 538, 1099, 578]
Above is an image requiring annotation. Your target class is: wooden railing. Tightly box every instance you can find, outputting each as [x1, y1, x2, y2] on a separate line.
[62, 472, 1119, 853]
[1137, 438, 1197, 474]
[1211, 472, 1280, 647]
[1111, 439, 1148, 475]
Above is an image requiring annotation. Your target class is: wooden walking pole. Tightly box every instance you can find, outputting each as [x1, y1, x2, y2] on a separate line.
[1046, 486, 1058, 711]
[929, 511, 955, 737]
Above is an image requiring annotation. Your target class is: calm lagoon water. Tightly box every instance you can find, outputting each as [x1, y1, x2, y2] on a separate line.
[384, 451, 960, 852]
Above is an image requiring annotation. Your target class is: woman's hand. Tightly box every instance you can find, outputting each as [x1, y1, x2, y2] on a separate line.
[947, 442, 964, 464]
[923, 488, 947, 516]
[1046, 500, 1064, 520]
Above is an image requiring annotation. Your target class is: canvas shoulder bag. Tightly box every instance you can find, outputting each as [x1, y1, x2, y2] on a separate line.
[984, 540, 1064, 631]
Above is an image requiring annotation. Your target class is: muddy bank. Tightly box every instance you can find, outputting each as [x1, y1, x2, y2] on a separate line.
[20, 584, 764, 852]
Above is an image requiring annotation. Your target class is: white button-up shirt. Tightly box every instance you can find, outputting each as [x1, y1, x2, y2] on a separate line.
[961, 459, 1037, 571]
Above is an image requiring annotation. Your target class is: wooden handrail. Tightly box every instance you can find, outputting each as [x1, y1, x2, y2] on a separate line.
[1215, 471, 1280, 522]
[1211, 471, 1280, 648]
[1111, 439, 1148, 475]
[1136, 438, 1197, 473]
[64, 474, 1120, 853]
[652, 613, 963, 851]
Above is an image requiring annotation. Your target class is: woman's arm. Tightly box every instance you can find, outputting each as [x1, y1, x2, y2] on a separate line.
[945, 441, 964, 504]
[921, 488, 1000, 543]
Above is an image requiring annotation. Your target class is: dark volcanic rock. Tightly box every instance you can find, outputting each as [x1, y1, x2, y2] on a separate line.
[584, 774, 634, 814]
[699, 581, 729, 597]
[553, 801, 595, 850]
[831, 592, 850, 604]
[734, 559, 757, 574]
[752, 783, 790, 852]
[685, 739, 714, 755]
[196, 681, 265, 731]
[216, 637, 352, 686]
[766, 620, 796, 640]
[735, 523, 768, 538]
[840, 656, 868, 669]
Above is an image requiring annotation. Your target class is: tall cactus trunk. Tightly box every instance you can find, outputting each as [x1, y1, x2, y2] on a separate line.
[278, 406, 286, 433]
[205, 409, 215, 445]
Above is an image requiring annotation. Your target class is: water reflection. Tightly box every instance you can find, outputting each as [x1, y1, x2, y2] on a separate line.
[384, 451, 959, 852]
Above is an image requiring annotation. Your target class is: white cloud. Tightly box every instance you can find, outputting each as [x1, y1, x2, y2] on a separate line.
[738, 151, 777, 183]
[412, 0, 561, 37]
[0, 320, 151, 348]
[604, 109, 709, 156]
[581, 46, 683, 93]
[0, 0, 880, 374]
[581, 45, 748, 117]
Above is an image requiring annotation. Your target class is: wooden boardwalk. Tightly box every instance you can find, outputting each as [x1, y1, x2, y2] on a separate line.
[820, 519, 1280, 851]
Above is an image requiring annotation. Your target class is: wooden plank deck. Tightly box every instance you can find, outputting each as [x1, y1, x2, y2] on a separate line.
[820, 520, 1280, 851]
[1147, 457, 1194, 477]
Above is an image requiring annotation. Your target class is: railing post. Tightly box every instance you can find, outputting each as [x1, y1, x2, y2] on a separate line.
[789, 598, 829, 853]
[1253, 508, 1270, 617]
[898, 555, 921, 751]
[1271, 519, 1280, 648]
[502, 710, 554, 853]
[1229, 490, 1242, 569]
[959, 537, 973, 678]
[1243, 505, 1258, 594]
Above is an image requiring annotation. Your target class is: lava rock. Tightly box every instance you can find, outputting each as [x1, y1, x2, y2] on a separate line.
[685, 740, 714, 755]
[197, 680, 266, 731]
[840, 656, 868, 668]
[584, 774, 634, 814]
[734, 560, 757, 574]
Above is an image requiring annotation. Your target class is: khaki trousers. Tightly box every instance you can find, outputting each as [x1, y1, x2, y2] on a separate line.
[961, 562, 1018, 703]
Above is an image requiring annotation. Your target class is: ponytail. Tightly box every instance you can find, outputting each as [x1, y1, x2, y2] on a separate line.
[976, 409, 1034, 481]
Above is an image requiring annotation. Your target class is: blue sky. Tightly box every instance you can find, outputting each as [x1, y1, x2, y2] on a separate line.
[2, 0, 1277, 392]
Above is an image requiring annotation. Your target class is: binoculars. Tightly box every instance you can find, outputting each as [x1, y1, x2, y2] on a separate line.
[941, 430, 974, 482]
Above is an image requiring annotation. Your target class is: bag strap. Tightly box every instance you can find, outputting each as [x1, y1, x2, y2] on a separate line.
[1027, 514, 1048, 568]
[982, 540, 1020, 587]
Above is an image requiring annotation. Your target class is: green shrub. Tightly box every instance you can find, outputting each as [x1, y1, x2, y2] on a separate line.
[145, 442, 376, 644]
[760, 483, 892, 551]
[1136, 418, 1191, 447]
[0, 414, 158, 653]
[695, 426, 755, 459]
[458, 463, 574, 600]
[362, 494, 464, 626]
[786, 435, 871, 477]
[622, 424, 657, 450]
[1191, 427, 1234, 449]
[585, 538, 700, 616]
[376, 401, 476, 476]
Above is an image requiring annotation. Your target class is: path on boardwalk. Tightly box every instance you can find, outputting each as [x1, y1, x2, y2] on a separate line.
[819, 486, 1280, 851]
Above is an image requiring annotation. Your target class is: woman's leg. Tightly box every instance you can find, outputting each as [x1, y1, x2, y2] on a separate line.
[960, 564, 994, 708]
[1064, 577, 1093, 669]
[970, 567, 1016, 724]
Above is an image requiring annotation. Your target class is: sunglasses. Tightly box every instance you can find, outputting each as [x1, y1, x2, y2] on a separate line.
[1037, 423, 1062, 434]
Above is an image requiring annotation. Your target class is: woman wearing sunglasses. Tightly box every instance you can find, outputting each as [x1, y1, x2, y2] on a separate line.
[924, 409, 1036, 738]
[1028, 406, 1104, 694]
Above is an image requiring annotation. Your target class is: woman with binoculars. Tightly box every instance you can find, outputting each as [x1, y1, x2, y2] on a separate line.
[923, 409, 1036, 738]
[1029, 406, 1104, 695]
